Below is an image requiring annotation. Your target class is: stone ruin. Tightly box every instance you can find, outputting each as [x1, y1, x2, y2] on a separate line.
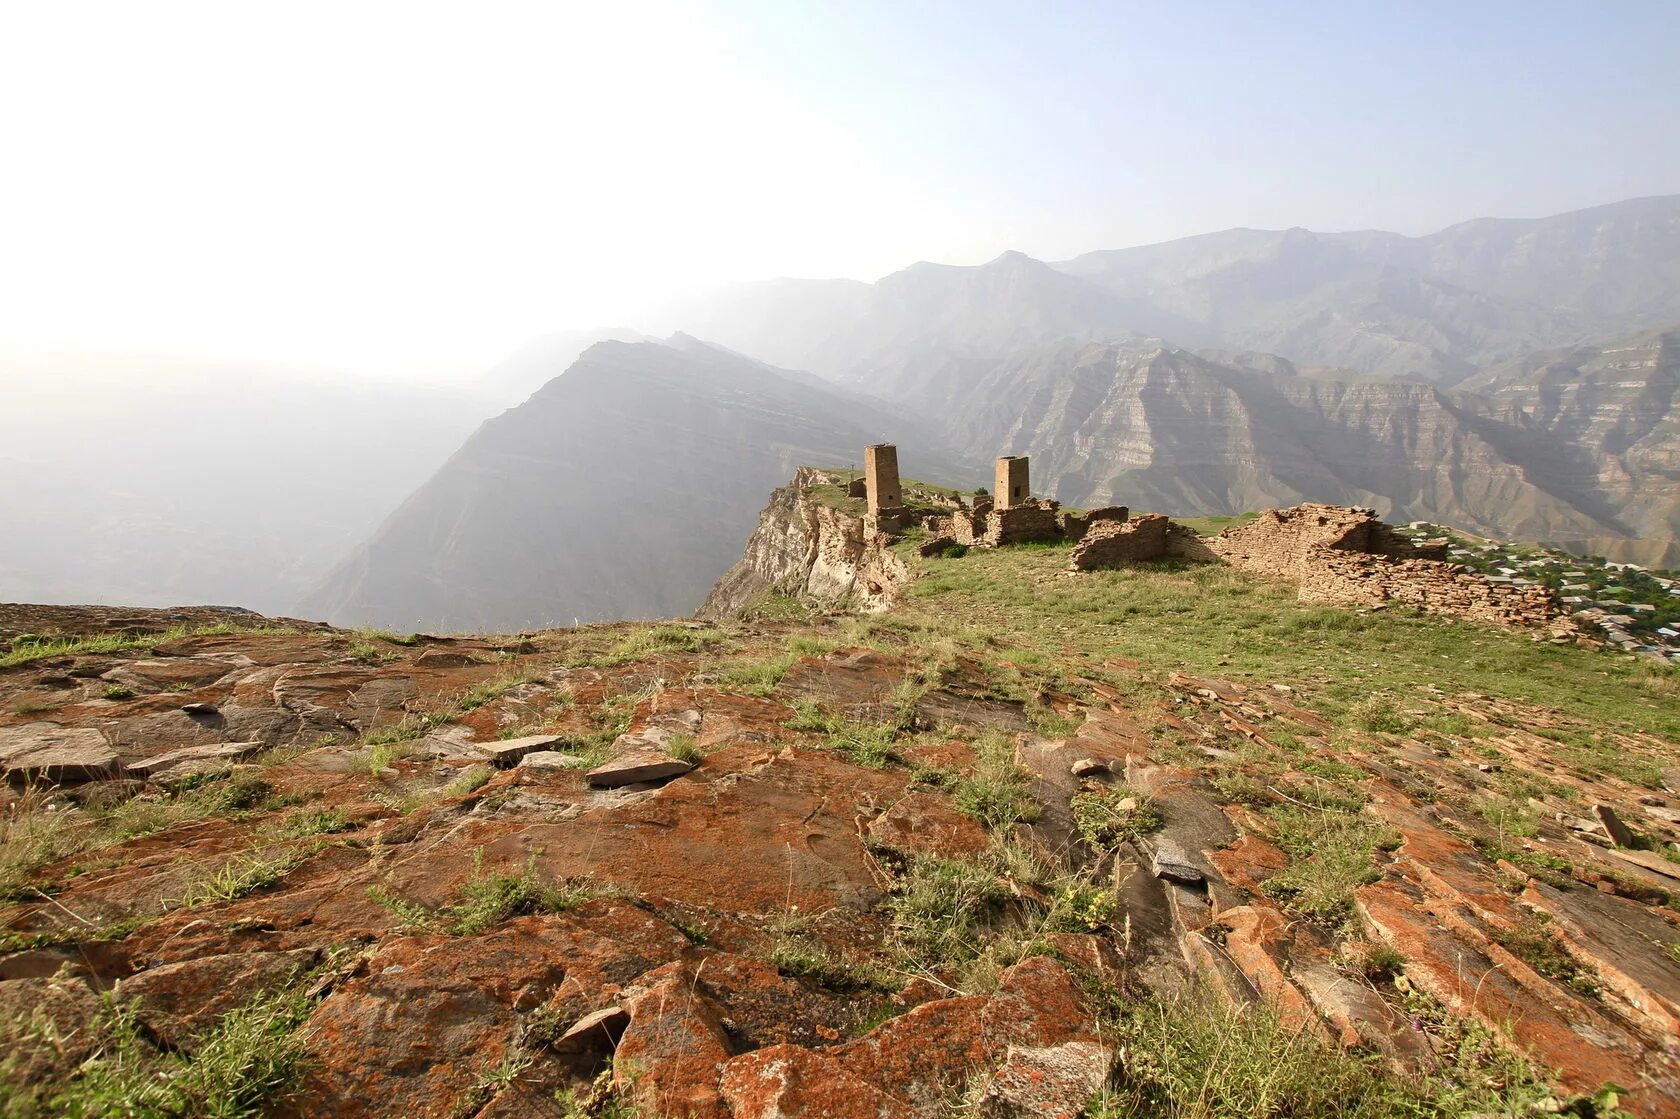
[883, 451, 1132, 553]
[850, 448, 1568, 633]
[1206, 504, 1568, 630]
[1073, 502, 1571, 633]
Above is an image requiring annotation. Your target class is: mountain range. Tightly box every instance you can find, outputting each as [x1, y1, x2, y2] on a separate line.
[9, 195, 1679, 627]
[302, 195, 1680, 630]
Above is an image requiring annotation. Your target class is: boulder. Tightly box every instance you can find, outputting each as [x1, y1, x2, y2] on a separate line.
[587, 751, 693, 788]
[127, 740, 264, 779]
[976, 1040, 1114, 1119]
[477, 734, 567, 767]
[721, 1044, 912, 1119]
[0, 723, 121, 783]
[615, 963, 732, 1118]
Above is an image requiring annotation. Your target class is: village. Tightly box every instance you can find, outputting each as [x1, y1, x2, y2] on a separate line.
[1406, 523, 1680, 662]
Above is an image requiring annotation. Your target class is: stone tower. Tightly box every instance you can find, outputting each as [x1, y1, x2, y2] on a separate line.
[865, 444, 903, 513]
[995, 456, 1029, 509]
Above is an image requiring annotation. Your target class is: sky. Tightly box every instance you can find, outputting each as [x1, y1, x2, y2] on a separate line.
[2, 0, 1677, 381]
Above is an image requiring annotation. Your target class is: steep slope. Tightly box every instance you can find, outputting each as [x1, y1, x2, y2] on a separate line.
[1462, 325, 1680, 565]
[297, 338, 958, 631]
[949, 341, 1631, 546]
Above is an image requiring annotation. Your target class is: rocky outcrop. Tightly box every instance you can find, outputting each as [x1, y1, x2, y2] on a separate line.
[5, 589, 1680, 1116]
[700, 468, 915, 617]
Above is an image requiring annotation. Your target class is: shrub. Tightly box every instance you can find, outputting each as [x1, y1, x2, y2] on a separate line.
[1071, 784, 1162, 848]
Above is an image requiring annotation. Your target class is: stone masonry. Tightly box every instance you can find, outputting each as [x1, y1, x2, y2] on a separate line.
[1205, 505, 1567, 630]
[1069, 515, 1213, 569]
[1067, 502, 1569, 633]
[864, 444, 903, 515]
[995, 456, 1030, 509]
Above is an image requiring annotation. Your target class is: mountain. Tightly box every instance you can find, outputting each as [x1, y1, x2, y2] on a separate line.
[1459, 324, 1680, 565]
[671, 196, 1680, 395]
[473, 326, 653, 407]
[304, 197, 1680, 631]
[944, 340, 1641, 550]
[297, 337, 960, 631]
[1059, 196, 1680, 385]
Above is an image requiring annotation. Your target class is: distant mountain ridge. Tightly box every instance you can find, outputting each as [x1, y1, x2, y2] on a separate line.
[671, 195, 1680, 393]
[298, 338, 960, 631]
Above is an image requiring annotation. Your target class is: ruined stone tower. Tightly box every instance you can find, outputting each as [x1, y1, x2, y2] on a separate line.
[994, 456, 1029, 509]
[865, 444, 903, 514]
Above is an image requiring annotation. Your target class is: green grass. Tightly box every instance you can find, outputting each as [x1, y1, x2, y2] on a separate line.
[887, 855, 1011, 970]
[563, 624, 725, 668]
[716, 651, 797, 695]
[1172, 511, 1261, 537]
[766, 910, 900, 993]
[360, 711, 452, 747]
[369, 852, 609, 936]
[953, 729, 1038, 830]
[1089, 980, 1563, 1119]
[165, 849, 305, 911]
[1260, 807, 1400, 928]
[897, 547, 1680, 749]
[1071, 784, 1163, 848]
[1, 774, 290, 903]
[443, 764, 495, 797]
[7, 983, 317, 1119]
[458, 671, 540, 712]
[101, 684, 134, 700]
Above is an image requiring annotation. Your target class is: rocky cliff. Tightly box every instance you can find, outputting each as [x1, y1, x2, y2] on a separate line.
[699, 468, 914, 617]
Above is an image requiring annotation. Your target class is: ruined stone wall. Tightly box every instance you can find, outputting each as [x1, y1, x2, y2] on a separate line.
[1302, 549, 1565, 628]
[1068, 515, 1219, 570]
[983, 500, 1062, 546]
[1205, 504, 1409, 581]
[1202, 503, 1568, 631]
[1069, 515, 1169, 569]
[1058, 504, 1128, 544]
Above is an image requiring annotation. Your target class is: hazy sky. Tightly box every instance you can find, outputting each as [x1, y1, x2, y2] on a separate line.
[3, 0, 1677, 380]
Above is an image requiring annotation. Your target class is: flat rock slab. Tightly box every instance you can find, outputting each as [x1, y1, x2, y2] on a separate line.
[517, 750, 584, 770]
[551, 1005, 629, 1054]
[586, 749, 694, 788]
[475, 734, 566, 767]
[414, 648, 482, 669]
[129, 741, 263, 779]
[0, 723, 121, 783]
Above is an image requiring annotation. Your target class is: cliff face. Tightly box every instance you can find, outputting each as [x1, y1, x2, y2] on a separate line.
[945, 340, 1680, 561]
[699, 468, 913, 617]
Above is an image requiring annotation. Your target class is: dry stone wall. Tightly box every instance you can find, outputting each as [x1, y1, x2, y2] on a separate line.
[1204, 504, 1569, 631]
[1066, 501, 1569, 634]
[1069, 515, 1216, 570]
[1306, 550, 1566, 628]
